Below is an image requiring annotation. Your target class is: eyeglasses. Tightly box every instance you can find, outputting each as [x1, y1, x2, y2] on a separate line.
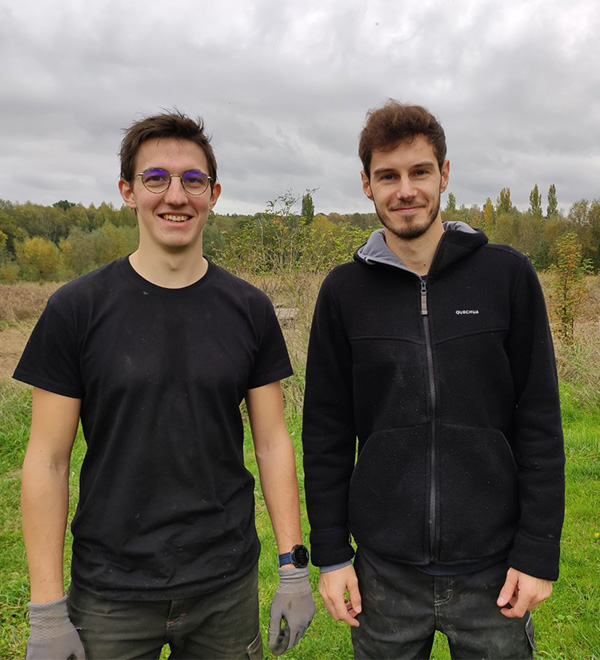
[135, 168, 212, 195]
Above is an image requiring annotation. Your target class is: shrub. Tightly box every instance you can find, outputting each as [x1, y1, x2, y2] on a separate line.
[15, 237, 62, 281]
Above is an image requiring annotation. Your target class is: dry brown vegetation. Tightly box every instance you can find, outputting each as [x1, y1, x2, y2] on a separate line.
[0, 283, 63, 379]
[246, 271, 324, 413]
[2, 274, 599, 409]
[0, 282, 62, 324]
[544, 273, 600, 408]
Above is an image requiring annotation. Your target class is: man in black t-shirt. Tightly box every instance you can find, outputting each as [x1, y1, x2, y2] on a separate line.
[16, 111, 315, 660]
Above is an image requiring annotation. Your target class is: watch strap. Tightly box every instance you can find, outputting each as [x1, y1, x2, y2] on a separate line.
[278, 551, 293, 567]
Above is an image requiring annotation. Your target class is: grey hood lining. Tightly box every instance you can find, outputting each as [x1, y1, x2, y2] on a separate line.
[355, 222, 478, 273]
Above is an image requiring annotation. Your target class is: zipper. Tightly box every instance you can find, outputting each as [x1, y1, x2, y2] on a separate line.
[420, 278, 438, 560]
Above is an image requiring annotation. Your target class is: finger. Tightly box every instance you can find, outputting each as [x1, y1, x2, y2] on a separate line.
[337, 599, 360, 628]
[500, 593, 529, 619]
[500, 605, 526, 619]
[267, 615, 291, 655]
[347, 581, 362, 615]
[290, 625, 307, 649]
[341, 610, 361, 627]
[323, 593, 359, 627]
[496, 572, 518, 607]
[323, 593, 347, 621]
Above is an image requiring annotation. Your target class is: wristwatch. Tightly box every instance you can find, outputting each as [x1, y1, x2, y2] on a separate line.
[278, 544, 310, 568]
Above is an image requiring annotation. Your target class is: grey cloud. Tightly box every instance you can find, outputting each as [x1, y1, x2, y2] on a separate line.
[0, 0, 598, 215]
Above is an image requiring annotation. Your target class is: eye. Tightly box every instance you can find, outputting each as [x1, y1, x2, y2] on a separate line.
[413, 167, 431, 177]
[182, 171, 208, 187]
[378, 172, 396, 181]
[142, 168, 169, 184]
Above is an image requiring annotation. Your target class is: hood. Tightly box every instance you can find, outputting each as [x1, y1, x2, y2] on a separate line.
[354, 222, 488, 276]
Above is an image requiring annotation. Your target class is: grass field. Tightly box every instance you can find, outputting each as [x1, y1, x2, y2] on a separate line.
[1, 275, 599, 658]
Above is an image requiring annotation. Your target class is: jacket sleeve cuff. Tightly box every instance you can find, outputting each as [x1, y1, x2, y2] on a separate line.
[309, 527, 355, 567]
[507, 530, 561, 581]
[320, 560, 353, 573]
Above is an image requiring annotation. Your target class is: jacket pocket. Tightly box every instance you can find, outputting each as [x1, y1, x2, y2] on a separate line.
[348, 426, 430, 562]
[437, 423, 519, 562]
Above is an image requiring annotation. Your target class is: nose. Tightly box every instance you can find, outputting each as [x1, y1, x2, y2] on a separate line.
[163, 175, 188, 205]
[396, 177, 417, 200]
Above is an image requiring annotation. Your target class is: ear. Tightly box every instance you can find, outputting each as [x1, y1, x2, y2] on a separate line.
[361, 171, 373, 200]
[208, 181, 222, 210]
[119, 178, 137, 210]
[440, 160, 450, 194]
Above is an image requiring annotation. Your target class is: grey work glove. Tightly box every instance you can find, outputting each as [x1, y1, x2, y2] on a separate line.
[267, 566, 316, 656]
[26, 594, 86, 660]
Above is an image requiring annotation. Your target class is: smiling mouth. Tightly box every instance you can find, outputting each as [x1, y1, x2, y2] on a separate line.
[390, 205, 426, 212]
[162, 214, 190, 223]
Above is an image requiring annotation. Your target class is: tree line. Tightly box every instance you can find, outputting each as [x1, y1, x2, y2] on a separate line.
[0, 184, 598, 283]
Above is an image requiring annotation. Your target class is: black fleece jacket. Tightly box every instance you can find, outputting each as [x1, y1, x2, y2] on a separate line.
[302, 225, 565, 581]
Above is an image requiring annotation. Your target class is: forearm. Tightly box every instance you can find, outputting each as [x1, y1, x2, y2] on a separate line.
[256, 439, 303, 552]
[21, 453, 70, 602]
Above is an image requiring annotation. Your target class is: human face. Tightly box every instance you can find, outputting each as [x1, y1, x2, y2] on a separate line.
[119, 138, 220, 255]
[361, 135, 449, 242]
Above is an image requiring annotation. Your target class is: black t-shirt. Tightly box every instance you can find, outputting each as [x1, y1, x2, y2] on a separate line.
[14, 257, 292, 600]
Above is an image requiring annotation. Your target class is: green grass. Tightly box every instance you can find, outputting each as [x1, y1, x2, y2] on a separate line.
[1, 381, 599, 659]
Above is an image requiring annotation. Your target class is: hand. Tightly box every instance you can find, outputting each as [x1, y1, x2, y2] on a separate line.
[497, 567, 553, 619]
[267, 566, 316, 656]
[318, 564, 362, 627]
[26, 594, 86, 659]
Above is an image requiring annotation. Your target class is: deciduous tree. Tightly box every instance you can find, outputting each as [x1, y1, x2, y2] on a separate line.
[301, 190, 315, 224]
[547, 184, 559, 219]
[445, 192, 457, 213]
[15, 236, 61, 281]
[496, 188, 513, 215]
[483, 198, 495, 238]
[529, 184, 543, 217]
[551, 232, 588, 344]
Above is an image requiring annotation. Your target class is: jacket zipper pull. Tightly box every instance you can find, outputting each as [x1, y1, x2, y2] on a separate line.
[420, 279, 428, 316]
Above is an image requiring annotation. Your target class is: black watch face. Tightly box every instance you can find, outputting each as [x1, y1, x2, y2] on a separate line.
[292, 545, 309, 568]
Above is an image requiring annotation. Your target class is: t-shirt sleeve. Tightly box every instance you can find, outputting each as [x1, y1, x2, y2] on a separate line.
[246, 293, 293, 389]
[13, 293, 84, 399]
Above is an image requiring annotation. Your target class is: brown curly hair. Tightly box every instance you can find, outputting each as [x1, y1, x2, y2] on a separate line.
[359, 100, 446, 178]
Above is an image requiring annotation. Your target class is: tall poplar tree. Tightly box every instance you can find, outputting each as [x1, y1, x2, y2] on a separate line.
[445, 192, 457, 213]
[529, 184, 543, 217]
[547, 184, 558, 218]
[483, 198, 495, 237]
[496, 188, 513, 215]
[301, 191, 315, 224]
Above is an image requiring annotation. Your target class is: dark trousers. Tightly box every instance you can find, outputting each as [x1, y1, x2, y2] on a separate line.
[67, 564, 262, 660]
[352, 547, 536, 660]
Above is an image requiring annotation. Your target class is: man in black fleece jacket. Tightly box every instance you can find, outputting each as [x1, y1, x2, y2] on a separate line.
[302, 101, 565, 659]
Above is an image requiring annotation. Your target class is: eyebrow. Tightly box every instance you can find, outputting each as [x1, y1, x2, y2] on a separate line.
[142, 167, 205, 174]
[372, 160, 436, 175]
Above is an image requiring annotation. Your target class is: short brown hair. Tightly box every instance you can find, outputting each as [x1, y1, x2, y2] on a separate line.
[119, 110, 217, 185]
[359, 101, 446, 177]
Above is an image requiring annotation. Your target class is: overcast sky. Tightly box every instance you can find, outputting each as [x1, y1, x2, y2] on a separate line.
[1, 0, 598, 216]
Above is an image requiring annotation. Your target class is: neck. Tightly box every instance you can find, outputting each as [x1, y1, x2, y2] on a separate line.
[383, 220, 444, 276]
[129, 244, 208, 288]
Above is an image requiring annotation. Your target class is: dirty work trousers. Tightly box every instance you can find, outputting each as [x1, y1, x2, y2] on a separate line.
[352, 546, 536, 660]
[67, 563, 262, 659]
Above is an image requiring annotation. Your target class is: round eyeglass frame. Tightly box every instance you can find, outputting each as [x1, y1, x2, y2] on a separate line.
[135, 169, 212, 196]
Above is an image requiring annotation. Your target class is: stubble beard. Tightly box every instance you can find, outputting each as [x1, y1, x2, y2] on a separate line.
[376, 195, 441, 241]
